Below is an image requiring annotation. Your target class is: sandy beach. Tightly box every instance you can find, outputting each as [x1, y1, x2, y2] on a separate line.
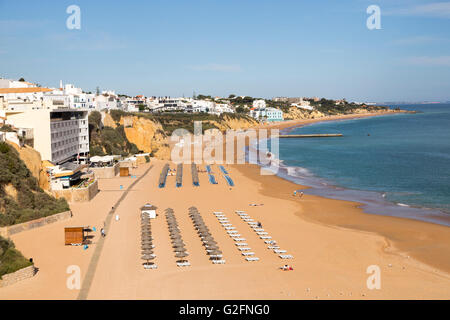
[1, 111, 450, 300]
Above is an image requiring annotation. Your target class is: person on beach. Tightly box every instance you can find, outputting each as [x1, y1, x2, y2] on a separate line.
[101, 228, 106, 238]
[299, 192, 304, 198]
[293, 191, 297, 196]
[257, 221, 263, 228]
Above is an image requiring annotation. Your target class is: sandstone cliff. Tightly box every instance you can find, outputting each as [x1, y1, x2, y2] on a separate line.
[208, 115, 259, 131]
[283, 107, 326, 120]
[121, 116, 171, 160]
[7, 142, 49, 191]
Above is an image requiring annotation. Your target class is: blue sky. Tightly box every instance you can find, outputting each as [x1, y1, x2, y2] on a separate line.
[0, 0, 449, 102]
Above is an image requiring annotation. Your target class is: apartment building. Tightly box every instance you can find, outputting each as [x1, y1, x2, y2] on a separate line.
[6, 109, 89, 164]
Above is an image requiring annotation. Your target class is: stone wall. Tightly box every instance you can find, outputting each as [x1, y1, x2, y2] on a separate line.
[0, 210, 72, 238]
[52, 180, 99, 203]
[90, 163, 119, 179]
[0, 265, 37, 288]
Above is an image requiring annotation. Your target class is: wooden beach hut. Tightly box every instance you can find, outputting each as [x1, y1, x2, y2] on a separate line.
[64, 227, 86, 245]
[120, 167, 130, 177]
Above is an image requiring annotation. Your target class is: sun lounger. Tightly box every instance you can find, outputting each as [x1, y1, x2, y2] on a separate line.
[265, 240, 277, 244]
[213, 212, 223, 215]
[210, 254, 223, 258]
[248, 222, 258, 226]
[257, 232, 268, 235]
[235, 242, 248, 246]
[235, 211, 246, 213]
[225, 227, 236, 230]
[230, 234, 241, 238]
[221, 223, 232, 227]
[213, 260, 226, 264]
[279, 254, 293, 259]
[238, 247, 251, 251]
[260, 236, 272, 240]
[227, 230, 238, 234]
[274, 249, 287, 254]
[245, 257, 260, 262]
[268, 246, 280, 250]
[253, 228, 264, 232]
[234, 238, 246, 242]
[144, 264, 158, 269]
[242, 252, 255, 256]
[177, 262, 191, 267]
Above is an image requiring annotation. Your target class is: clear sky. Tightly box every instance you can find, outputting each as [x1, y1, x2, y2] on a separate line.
[1, 0, 449, 102]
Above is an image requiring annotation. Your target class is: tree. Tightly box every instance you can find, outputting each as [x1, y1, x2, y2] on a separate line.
[18, 77, 25, 82]
[236, 106, 246, 114]
[228, 94, 236, 99]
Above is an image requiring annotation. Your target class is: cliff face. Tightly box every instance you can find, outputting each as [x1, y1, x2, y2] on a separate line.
[209, 115, 259, 131]
[283, 107, 326, 120]
[7, 142, 49, 191]
[120, 116, 171, 160]
[98, 112, 258, 160]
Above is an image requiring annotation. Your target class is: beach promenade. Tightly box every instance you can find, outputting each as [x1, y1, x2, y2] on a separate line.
[1, 157, 449, 299]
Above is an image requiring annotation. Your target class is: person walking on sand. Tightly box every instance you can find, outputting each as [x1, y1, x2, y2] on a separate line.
[299, 192, 304, 198]
[101, 228, 106, 238]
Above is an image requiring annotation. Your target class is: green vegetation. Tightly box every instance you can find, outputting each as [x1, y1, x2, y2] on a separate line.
[136, 112, 255, 135]
[0, 236, 32, 279]
[0, 125, 15, 132]
[88, 111, 140, 157]
[306, 98, 388, 115]
[0, 142, 70, 227]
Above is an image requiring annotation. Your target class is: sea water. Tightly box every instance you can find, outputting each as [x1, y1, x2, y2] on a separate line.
[271, 104, 450, 226]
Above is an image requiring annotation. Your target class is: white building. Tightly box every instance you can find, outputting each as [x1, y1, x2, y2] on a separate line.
[252, 99, 266, 109]
[250, 107, 284, 122]
[5, 108, 90, 164]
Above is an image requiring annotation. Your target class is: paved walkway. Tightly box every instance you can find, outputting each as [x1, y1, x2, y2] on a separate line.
[77, 165, 153, 300]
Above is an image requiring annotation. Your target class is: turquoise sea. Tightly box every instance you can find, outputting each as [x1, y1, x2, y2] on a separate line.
[270, 104, 450, 227]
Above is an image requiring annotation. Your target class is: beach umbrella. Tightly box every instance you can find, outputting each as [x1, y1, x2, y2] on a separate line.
[141, 250, 154, 255]
[141, 255, 156, 261]
[207, 249, 222, 256]
[174, 247, 187, 253]
[175, 252, 189, 258]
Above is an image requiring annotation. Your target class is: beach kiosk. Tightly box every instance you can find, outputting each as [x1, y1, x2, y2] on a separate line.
[64, 227, 86, 245]
[120, 167, 130, 177]
[141, 204, 157, 219]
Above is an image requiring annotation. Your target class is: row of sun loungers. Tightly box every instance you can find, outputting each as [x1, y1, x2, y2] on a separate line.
[175, 163, 183, 188]
[189, 207, 225, 264]
[206, 165, 218, 185]
[165, 208, 190, 267]
[191, 163, 199, 186]
[158, 163, 170, 188]
[141, 211, 157, 269]
[235, 210, 293, 260]
[213, 211, 260, 262]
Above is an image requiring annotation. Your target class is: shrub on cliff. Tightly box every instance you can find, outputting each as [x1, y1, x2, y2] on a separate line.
[0, 142, 70, 227]
[0, 236, 32, 279]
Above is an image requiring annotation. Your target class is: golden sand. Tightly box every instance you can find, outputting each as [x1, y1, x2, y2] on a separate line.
[1, 111, 449, 300]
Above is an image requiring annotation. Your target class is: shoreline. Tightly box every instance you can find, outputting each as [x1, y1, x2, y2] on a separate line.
[237, 109, 450, 275]
[1, 109, 449, 299]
